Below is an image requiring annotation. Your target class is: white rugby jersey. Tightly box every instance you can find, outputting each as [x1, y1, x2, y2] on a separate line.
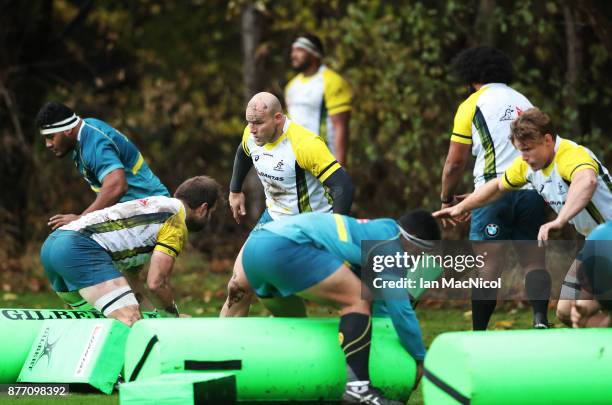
[451, 83, 534, 188]
[502, 137, 612, 236]
[285, 65, 352, 156]
[242, 118, 340, 220]
[60, 196, 187, 270]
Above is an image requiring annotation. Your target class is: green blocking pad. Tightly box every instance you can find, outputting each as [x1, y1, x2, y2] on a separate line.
[423, 329, 612, 404]
[0, 308, 160, 321]
[119, 373, 236, 405]
[18, 319, 130, 394]
[0, 319, 42, 384]
[0, 308, 158, 384]
[124, 318, 416, 402]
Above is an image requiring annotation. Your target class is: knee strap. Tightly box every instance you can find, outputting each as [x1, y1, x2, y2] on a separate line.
[560, 274, 581, 300]
[94, 285, 138, 316]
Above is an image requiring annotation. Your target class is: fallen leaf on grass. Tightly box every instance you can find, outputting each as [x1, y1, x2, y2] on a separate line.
[2, 293, 17, 301]
[494, 320, 514, 329]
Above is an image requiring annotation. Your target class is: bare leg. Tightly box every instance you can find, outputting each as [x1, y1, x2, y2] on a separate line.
[571, 299, 601, 328]
[297, 264, 370, 315]
[297, 265, 399, 403]
[220, 245, 255, 317]
[79, 277, 142, 327]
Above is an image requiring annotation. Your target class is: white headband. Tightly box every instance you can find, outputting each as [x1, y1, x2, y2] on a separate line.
[397, 224, 435, 250]
[40, 113, 80, 135]
[292, 37, 322, 58]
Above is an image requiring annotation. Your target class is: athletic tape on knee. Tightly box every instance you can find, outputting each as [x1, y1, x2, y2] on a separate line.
[94, 285, 138, 316]
[560, 274, 581, 300]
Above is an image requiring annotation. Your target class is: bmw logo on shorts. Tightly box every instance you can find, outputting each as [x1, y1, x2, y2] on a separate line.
[484, 223, 500, 237]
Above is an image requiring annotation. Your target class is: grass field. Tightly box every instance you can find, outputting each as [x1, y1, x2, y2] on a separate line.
[0, 249, 560, 404]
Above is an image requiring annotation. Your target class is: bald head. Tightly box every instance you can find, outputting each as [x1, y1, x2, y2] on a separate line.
[245, 92, 286, 146]
[246, 92, 283, 117]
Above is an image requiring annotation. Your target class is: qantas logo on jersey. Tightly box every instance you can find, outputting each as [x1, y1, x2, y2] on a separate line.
[257, 170, 284, 182]
[138, 198, 149, 206]
[544, 199, 565, 207]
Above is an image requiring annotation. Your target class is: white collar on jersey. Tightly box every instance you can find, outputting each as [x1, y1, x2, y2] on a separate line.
[77, 119, 85, 142]
[282, 116, 290, 133]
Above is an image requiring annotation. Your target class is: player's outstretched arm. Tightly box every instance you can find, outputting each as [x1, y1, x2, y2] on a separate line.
[434, 177, 507, 221]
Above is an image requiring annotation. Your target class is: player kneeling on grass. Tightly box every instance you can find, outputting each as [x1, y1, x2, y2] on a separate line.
[40, 176, 222, 326]
[571, 222, 612, 328]
[241, 210, 440, 405]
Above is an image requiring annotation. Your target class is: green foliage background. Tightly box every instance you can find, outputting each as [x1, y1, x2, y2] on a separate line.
[1, 0, 611, 282]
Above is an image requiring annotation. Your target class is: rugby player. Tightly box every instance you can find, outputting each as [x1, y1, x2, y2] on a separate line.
[435, 108, 612, 327]
[571, 222, 612, 328]
[36, 101, 170, 309]
[242, 210, 440, 404]
[40, 176, 222, 326]
[439, 46, 550, 330]
[221, 92, 354, 316]
[285, 33, 352, 166]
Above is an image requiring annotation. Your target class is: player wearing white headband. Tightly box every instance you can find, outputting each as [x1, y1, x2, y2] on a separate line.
[36, 101, 169, 230]
[36, 101, 171, 310]
[285, 33, 353, 167]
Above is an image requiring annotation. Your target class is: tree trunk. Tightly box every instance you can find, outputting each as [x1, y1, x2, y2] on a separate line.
[474, 0, 497, 46]
[241, 2, 265, 223]
[577, 0, 612, 56]
[0, 78, 32, 260]
[563, 2, 583, 136]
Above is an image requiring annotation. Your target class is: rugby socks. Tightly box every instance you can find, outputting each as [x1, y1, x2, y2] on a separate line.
[471, 287, 498, 330]
[525, 269, 551, 326]
[339, 313, 372, 382]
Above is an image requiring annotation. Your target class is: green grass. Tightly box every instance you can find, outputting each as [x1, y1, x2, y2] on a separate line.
[0, 249, 560, 404]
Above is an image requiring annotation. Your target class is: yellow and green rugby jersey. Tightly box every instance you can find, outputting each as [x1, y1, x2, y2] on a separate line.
[451, 83, 533, 188]
[285, 65, 352, 157]
[242, 118, 341, 220]
[60, 196, 187, 270]
[502, 137, 612, 236]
